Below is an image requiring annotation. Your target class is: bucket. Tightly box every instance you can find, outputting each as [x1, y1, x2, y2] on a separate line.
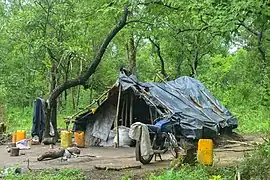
[74, 131, 85, 148]
[16, 130, 26, 142]
[197, 139, 213, 166]
[61, 130, 72, 148]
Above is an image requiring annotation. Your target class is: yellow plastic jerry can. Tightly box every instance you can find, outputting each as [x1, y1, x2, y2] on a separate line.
[197, 139, 214, 165]
[74, 131, 85, 148]
[16, 130, 26, 142]
[61, 130, 72, 148]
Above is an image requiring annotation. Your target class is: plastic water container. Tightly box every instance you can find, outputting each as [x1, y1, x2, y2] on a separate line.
[61, 130, 72, 148]
[12, 133, 17, 143]
[197, 139, 214, 165]
[16, 130, 26, 142]
[74, 131, 85, 148]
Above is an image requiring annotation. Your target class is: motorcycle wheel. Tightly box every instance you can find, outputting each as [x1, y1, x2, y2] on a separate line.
[168, 133, 179, 158]
[135, 140, 154, 164]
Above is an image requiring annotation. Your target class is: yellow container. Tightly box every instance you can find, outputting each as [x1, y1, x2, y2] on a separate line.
[16, 130, 26, 142]
[12, 133, 17, 143]
[74, 131, 85, 148]
[61, 130, 72, 148]
[197, 139, 213, 166]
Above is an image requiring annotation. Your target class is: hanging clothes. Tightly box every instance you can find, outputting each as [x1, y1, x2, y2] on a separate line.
[31, 98, 45, 142]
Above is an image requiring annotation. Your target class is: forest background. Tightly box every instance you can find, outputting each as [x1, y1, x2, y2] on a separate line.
[0, 0, 269, 134]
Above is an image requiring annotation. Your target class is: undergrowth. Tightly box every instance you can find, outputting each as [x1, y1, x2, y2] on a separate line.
[145, 138, 270, 180]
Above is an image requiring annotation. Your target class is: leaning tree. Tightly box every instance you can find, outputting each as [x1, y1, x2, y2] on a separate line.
[44, 6, 130, 139]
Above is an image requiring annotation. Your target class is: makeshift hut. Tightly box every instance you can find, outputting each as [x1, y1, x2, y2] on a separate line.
[72, 69, 238, 147]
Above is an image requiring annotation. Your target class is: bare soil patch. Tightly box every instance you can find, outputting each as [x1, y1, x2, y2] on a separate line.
[0, 133, 264, 179]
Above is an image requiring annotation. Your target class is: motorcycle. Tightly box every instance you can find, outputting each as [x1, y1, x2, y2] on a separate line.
[135, 121, 183, 164]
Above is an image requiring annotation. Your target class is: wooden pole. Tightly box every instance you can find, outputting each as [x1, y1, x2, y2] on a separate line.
[125, 96, 129, 127]
[121, 98, 125, 126]
[114, 85, 122, 148]
[129, 94, 134, 125]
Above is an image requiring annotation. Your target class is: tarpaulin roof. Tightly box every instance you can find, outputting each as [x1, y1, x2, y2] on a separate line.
[119, 72, 238, 140]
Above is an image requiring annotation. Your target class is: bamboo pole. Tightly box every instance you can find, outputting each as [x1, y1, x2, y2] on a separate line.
[114, 85, 122, 148]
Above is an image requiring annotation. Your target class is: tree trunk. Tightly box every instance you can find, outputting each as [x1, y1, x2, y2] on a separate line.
[129, 33, 136, 74]
[190, 46, 199, 77]
[149, 37, 169, 80]
[44, 6, 129, 138]
[72, 87, 76, 110]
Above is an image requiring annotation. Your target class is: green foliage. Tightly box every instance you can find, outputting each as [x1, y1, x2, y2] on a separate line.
[198, 49, 270, 133]
[238, 139, 270, 180]
[2, 168, 85, 180]
[0, 0, 269, 134]
[148, 165, 234, 180]
[147, 139, 270, 180]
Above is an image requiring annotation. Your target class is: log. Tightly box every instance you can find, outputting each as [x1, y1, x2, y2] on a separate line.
[37, 149, 65, 161]
[10, 147, 20, 156]
[94, 164, 141, 171]
[42, 137, 56, 145]
[66, 147, 81, 155]
[37, 147, 80, 161]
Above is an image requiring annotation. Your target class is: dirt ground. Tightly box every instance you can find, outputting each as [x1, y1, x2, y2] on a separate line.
[0, 134, 265, 180]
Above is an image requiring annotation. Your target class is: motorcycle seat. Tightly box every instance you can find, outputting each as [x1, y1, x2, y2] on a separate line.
[147, 124, 161, 134]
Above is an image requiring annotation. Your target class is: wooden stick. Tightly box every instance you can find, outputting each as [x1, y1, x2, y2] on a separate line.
[131, 87, 164, 116]
[114, 85, 122, 148]
[214, 148, 254, 152]
[65, 82, 117, 121]
[125, 96, 129, 127]
[200, 90, 224, 113]
[226, 140, 254, 146]
[130, 94, 134, 125]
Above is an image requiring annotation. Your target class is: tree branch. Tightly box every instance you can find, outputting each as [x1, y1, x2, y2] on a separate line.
[48, 6, 129, 103]
[149, 37, 169, 80]
[238, 21, 260, 36]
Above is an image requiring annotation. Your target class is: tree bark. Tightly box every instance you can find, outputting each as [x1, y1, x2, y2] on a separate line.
[129, 33, 136, 74]
[44, 6, 129, 138]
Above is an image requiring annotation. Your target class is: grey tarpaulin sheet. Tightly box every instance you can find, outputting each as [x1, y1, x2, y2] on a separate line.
[119, 72, 237, 140]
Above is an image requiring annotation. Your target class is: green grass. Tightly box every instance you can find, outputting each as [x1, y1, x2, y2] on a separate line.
[145, 139, 270, 180]
[1, 168, 86, 180]
[147, 165, 234, 180]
